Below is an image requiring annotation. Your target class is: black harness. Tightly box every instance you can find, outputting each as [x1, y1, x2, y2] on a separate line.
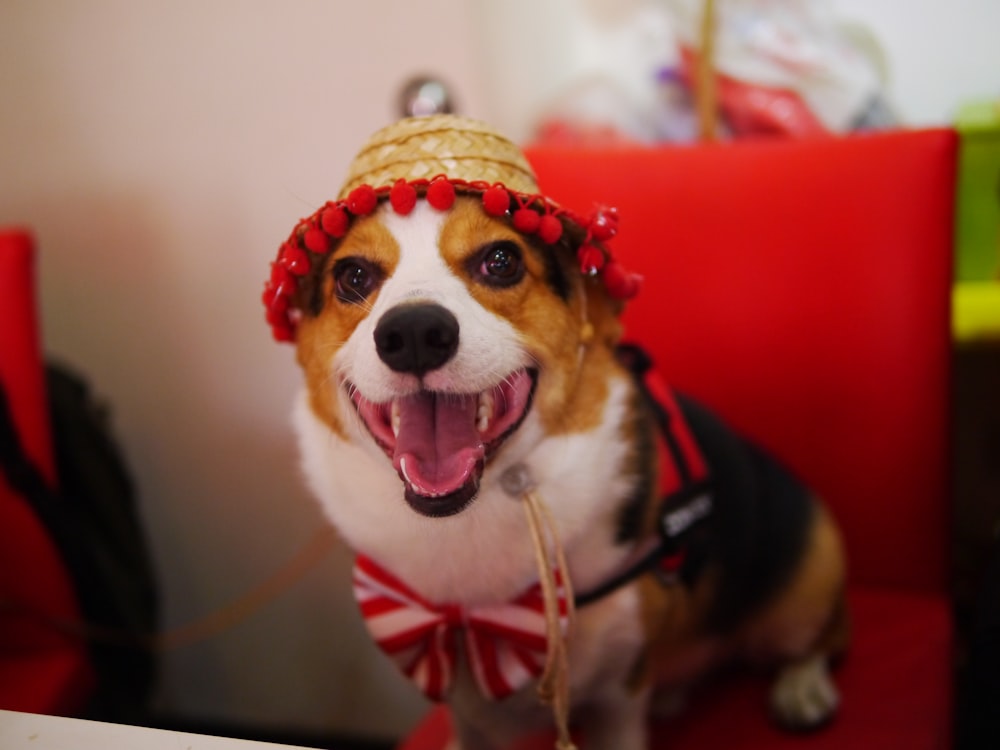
[576, 345, 714, 607]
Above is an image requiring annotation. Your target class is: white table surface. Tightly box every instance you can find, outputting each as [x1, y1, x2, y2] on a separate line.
[0, 710, 318, 750]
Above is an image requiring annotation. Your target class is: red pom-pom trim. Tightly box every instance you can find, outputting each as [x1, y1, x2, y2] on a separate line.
[390, 179, 418, 215]
[265, 300, 289, 327]
[538, 214, 563, 244]
[602, 260, 642, 300]
[265, 177, 639, 346]
[482, 185, 510, 216]
[513, 208, 541, 234]
[589, 207, 619, 242]
[261, 284, 277, 309]
[426, 177, 456, 211]
[347, 185, 378, 215]
[271, 323, 295, 343]
[269, 260, 294, 289]
[304, 226, 330, 253]
[577, 244, 605, 275]
[279, 242, 311, 276]
[321, 205, 349, 237]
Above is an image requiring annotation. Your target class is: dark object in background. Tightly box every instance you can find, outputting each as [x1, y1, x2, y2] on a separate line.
[958, 534, 1000, 749]
[0, 363, 159, 723]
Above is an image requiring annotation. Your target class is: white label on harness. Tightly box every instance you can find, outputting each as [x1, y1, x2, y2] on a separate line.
[662, 493, 712, 538]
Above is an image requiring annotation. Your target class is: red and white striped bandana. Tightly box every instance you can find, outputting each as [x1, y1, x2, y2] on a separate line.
[353, 555, 568, 701]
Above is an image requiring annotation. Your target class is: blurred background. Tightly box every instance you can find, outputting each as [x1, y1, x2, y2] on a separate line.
[1, 0, 998, 746]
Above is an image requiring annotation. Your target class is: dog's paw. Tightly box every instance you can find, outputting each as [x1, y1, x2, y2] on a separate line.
[770, 654, 839, 731]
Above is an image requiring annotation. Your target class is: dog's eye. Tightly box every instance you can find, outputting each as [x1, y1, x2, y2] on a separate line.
[333, 258, 382, 303]
[476, 241, 524, 287]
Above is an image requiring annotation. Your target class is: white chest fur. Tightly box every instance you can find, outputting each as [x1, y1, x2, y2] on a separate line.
[293, 370, 637, 607]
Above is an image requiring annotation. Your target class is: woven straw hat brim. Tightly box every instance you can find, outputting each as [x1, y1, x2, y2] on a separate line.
[338, 115, 539, 198]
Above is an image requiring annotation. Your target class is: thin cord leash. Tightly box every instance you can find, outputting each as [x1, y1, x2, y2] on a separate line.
[154, 525, 338, 650]
[503, 464, 578, 750]
[0, 525, 338, 651]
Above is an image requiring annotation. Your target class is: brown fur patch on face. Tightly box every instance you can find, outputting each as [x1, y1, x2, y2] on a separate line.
[294, 212, 401, 437]
[438, 198, 624, 436]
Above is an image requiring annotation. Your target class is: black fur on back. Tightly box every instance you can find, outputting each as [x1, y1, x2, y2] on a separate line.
[677, 395, 816, 634]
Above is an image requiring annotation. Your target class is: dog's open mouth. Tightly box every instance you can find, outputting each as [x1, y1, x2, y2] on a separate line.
[350, 369, 537, 517]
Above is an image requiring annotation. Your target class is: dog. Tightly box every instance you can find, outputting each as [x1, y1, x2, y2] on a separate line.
[264, 115, 848, 750]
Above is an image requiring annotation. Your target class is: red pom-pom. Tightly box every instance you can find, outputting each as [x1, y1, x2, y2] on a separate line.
[265, 299, 290, 327]
[262, 276, 292, 308]
[304, 226, 330, 253]
[589, 207, 619, 241]
[538, 214, 563, 244]
[347, 185, 378, 215]
[513, 208, 541, 234]
[426, 177, 456, 211]
[577, 244, 605, 275]
[482, 185, 510, 217]
[279, 242, 311, 276]
[602, 260, 642, 300]
[261, 283, 276, 309]
[390, 179, 418, 215]
[271, 322, 295, 343]
[321, 205, 349, 237]
[269, 260, 294, 289]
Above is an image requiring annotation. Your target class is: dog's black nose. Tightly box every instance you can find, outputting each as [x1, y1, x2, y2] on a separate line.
[374, 303, 460, 375]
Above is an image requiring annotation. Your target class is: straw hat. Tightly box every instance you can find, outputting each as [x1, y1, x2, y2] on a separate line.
[263, 115, 641, 342]
[338, 115, 539, 198]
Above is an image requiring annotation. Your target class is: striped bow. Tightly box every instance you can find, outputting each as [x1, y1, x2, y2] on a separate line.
[353, 555, 568, 701]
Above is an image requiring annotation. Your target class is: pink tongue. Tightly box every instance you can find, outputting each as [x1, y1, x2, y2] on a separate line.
[392, 391, 485, 496]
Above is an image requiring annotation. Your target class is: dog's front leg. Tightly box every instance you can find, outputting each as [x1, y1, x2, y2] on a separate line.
[579, 685, 651, 750]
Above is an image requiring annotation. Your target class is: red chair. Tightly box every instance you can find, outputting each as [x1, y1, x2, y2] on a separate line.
[400, 129, 956, 749]
[0, 229, 95, 715]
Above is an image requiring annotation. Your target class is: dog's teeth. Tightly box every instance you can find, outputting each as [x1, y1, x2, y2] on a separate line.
[477, 390, 494, 433]
[391, 400, 401, 438]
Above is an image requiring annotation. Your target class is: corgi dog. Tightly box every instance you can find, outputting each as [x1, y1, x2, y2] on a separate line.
[263, 115, 847, 750]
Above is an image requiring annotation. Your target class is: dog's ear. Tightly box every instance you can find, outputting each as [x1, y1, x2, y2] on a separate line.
[580, 275, 625, 352]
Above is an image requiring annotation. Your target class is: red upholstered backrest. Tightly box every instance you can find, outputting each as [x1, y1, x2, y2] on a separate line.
[526, 130, 955, 594]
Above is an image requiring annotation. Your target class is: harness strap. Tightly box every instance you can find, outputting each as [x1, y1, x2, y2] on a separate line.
[575, 345, 713, 607]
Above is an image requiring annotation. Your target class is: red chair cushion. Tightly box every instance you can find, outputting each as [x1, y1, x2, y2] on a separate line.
[524, 130, 955, 595]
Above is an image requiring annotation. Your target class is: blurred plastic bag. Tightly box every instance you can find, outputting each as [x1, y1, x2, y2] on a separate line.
[666, 0, 896, 137]
[529, 2, 694, 145]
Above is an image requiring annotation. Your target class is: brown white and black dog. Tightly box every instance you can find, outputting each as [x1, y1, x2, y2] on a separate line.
[264, 115, 847, 750]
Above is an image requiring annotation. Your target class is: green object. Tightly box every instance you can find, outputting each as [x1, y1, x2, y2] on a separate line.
[954, 281, 1000, 343]
[955, 100, 1000, 282]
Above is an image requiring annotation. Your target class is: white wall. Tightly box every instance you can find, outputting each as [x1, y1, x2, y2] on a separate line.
[0, 0, 491, 740]
[832, 0, 1000, 125]
[473, 0, 1000, 141]
[1, 0, 997, 743]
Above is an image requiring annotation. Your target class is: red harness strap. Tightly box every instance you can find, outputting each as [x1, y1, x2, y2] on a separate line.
[645, 364, 710, 494]
[575, 344, 715, 607]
